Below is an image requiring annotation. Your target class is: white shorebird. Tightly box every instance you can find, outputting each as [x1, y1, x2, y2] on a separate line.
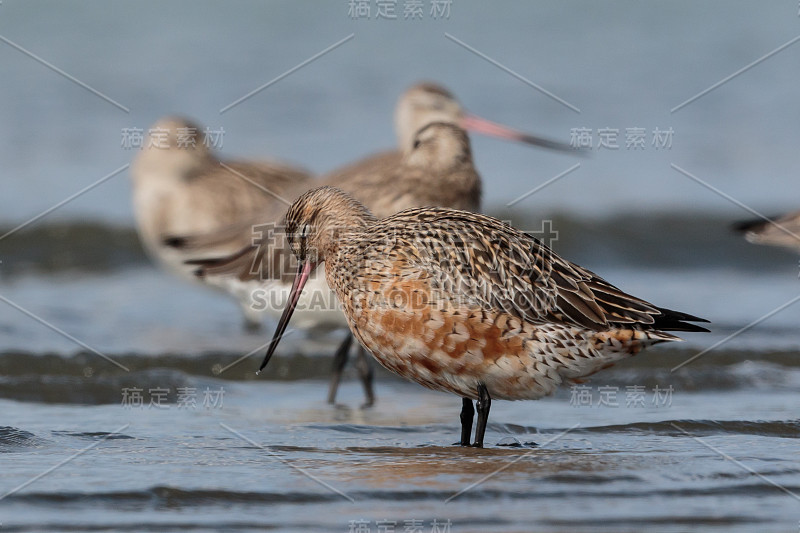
[130, 117, 311, 329]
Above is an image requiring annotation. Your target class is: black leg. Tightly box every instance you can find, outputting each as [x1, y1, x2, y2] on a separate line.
[472, 383, 491, 448]
[354, 345, 375, 408]
[327, 334, 353, 404]
[459, 398, 474, 446]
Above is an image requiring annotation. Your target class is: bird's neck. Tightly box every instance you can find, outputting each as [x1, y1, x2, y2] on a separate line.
[320, 222, 373, 298]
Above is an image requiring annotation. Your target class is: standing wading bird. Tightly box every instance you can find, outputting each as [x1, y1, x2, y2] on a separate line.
[257, 187, 709, 447]
[168, 82, 577, 406]
[130, 117, 312, 330]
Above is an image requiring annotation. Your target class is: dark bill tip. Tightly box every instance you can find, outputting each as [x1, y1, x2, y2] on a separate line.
[460, 114, 587, 155]
[257, 260, 316, 373]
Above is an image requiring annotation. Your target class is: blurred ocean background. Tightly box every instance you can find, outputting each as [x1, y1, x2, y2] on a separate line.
[1, 1, 799, 532]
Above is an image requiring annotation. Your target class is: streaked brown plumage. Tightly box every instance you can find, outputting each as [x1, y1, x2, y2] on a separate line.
[259, 187, 709, 447]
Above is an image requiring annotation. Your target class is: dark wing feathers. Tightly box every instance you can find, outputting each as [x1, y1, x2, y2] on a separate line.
[651, 307, 710, 333]
[546, 258, 660, 329]
[380, 207, 709, 334]
[181, 227, 295, 284]
[184, 242, 258, 280]
[161, 217, 256, 252]
[732, 216, 772, 234]
[541, 247, 708, 333]
[554, 292, 605, 329]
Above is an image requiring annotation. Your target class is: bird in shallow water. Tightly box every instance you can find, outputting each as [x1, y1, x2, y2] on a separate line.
[176, 81, 577, 407]
[257, 186, 710, 447]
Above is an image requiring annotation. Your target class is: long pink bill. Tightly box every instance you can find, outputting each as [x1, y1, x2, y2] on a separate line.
[257, 260, 317, 374]
[460, 114, 582, 154]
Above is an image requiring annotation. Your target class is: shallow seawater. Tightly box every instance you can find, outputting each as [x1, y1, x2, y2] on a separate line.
[1, 221, 800, 532]
[3, 1, 800, 531]
[1, 341, 799, 532]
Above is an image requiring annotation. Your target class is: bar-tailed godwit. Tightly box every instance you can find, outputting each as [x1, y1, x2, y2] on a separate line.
[131, 117, 311, 329]
[257, 187, 709, 447]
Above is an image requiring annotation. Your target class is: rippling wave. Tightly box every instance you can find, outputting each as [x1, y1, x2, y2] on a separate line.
[0, 426, 49, 451]
[5, 480, 799, 507]
[572, 419, 800, 438]
[1, 348, 798, 405]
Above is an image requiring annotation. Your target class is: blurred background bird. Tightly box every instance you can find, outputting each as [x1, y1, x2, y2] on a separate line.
[130, 117, 311, 330]
[733, 211, 800, 252]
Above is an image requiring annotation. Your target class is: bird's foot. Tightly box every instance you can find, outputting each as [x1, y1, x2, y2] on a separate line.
[360, 398, 375, 409]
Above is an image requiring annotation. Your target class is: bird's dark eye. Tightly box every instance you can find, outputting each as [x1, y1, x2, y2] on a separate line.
[412, 139, 421, 149]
